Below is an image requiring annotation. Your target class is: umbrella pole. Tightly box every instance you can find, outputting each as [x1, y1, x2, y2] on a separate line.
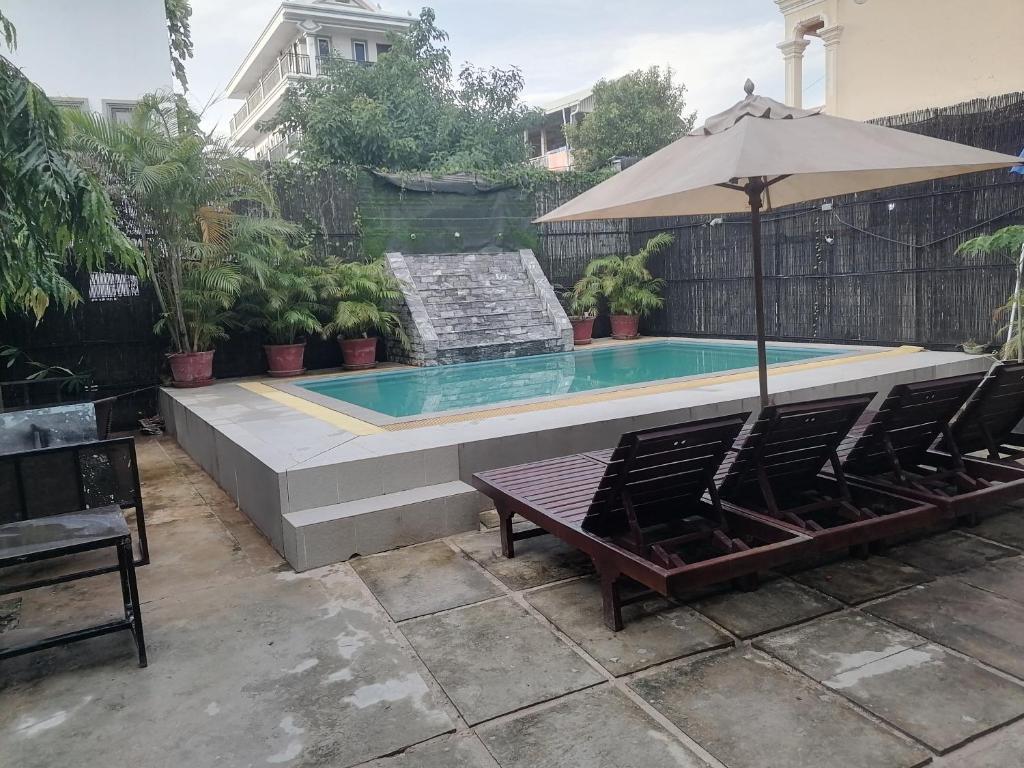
[747, 183, 770, 407]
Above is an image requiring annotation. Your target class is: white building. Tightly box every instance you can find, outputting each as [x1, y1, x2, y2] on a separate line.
[2, 0, 174, 121]
[225, 0, 413, 160]
[525, 88, 595, 172]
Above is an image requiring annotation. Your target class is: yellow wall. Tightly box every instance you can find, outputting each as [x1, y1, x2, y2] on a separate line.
[778, 0, 1024, 120]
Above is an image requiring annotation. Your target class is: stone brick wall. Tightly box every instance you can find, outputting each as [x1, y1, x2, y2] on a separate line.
[385, 250, 573, 366]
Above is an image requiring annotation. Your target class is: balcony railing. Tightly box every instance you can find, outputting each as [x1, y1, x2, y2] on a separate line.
[257, 131, 300, 162]
[229, 53, 311, 135]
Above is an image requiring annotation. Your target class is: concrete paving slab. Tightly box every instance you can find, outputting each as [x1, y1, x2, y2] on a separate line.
[400, 597, 604, 725]
[958, 557, 1024, 604]
[451, 530, 593, 591]
[0, 567, 454, 768]
[525, 578, 732, 676]
[888, 531, 1017, 576]
[477, 686, 710, 768]
[970, 510, 1024, 550]
[350, 541, 503, 621]
[932, 718, 1024, 767]
[823, 642, 1024, 754]
[757, 613, 1024, 753]
[868, 580, 1024, 679]
[756, 612, 924, 681]
[629, 650, 929, 768]
[791, 555, 932, 604]
[690, 578, 840, 638]
[362, 732, 499, 768]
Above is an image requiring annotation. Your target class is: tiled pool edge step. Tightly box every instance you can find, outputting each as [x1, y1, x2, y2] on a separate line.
[283, 481, 489, 571]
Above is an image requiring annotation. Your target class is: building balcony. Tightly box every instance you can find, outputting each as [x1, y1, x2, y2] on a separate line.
[229, 52, 311, 137]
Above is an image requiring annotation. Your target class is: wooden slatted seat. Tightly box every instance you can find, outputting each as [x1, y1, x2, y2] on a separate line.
[472, 413, 813, 631]
[839, 373, 1024, 523]
[940, 362, 1024, 461]
[718, 394, 940, 553]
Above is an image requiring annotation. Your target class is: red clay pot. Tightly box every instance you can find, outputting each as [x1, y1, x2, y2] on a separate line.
[571, 316, 595, 345]
[609, 314, 640, 340]
[168, 350, 215, 388]
[264, 342, 306, 378]
[339, 336, 378, 370]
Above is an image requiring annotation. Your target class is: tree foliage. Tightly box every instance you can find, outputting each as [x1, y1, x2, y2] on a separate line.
[65, 95, 296, 354]
[268, 9, 538, 172]
[0, 9, 143, 321]
[958, 225, 1024, 360]
[564, 67, 695, 172]
[164, 0, 194, 91]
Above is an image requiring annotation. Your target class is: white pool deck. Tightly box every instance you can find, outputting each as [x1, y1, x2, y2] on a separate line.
[160, 340, 995, 571]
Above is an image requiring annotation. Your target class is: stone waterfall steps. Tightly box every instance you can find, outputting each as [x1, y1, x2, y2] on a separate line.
[388, 250, 573, 365]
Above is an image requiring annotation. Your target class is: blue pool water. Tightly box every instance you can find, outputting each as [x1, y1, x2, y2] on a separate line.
[299, 340, 846, 419]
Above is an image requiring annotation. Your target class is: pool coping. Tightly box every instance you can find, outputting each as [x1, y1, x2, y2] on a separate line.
[264, 337, 895, 428]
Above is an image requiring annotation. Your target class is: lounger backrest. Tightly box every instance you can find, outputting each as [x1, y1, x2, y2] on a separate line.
[581, 412, 750, 536]
[0, 437, 141, 524]
[944, 363, 1024, 455]
[718, 394, 874, 507]
[843, 373, 984, 476]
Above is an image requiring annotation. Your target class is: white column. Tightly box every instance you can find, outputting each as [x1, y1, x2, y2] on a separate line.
[777, 38, 810, 108]
[305, 33, 319, 75]
[819, 25, 843, 115]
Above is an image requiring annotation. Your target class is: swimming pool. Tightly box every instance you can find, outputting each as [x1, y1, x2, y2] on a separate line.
[295, 340, 848, 420]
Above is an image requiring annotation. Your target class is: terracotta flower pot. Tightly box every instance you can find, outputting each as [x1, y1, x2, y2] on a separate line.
[571, 316, 595, 345]
[168, 350, 215, 388]
[264, 342, 306, 377]
[609, 314, 640, 340]
[339, 336, 378, 370]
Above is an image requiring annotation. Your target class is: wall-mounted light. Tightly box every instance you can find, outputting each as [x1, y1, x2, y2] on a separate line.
[821, 202, 833, 211]
[887, 202, 897, 211]
[709, 217, 724, 226]
[824, 235, 835, 244]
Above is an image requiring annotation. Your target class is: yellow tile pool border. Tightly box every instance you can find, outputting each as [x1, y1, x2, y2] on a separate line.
[241, 345, 922, 434]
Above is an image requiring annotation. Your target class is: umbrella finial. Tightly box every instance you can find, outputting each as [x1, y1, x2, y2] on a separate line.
[744, 79, 755, 96]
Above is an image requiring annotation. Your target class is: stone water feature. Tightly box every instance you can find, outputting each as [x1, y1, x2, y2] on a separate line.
[385, 250, 573, 366]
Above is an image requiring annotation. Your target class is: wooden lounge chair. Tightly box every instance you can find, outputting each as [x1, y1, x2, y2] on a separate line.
[939, 362, 1024, 461]
[472, 413, 814, 631]
[718, 394, 940, 553]
[837, 373, 1024, 523]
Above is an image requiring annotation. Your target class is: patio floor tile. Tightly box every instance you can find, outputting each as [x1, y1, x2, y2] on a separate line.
[400, 597, 604, 724]
[689, 578, 840, 638]
[932, 718, 1024, 767]
[757, 613, 1024, 753]
[350, 541, 502, 621]
[477, 686, 710, 768]
[628, 650, 929, 768]
[887, 531, 1018, 576]
[450, 530, 593, 591]
[957, 557, 1024, 604]
[363, 732, 499, 768]
[970, 510, 1024, 550]
[525, 578, 732, 676]
[867, 579, 1024, 679]
[791, 555, 932, 604]
[0, 567, 454, 768]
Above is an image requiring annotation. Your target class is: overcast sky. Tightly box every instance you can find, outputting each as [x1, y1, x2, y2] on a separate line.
[189, 0, 826, 136]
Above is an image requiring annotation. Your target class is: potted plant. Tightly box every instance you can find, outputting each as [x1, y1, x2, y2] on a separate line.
[64, 95, 295, 387]
[579, 233, 672, 340]
[323, 258, 408, 370]
[562, 280, 600, 345]
[238, 248, 325, 377]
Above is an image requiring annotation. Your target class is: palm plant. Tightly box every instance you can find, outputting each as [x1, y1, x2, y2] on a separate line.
[322, 258, 408, 346]
[237, 247, 327, 346]
[63, 95, 294, 357]
[958, 225, 1024, 361]
[576, 233, 672, 317]
[564, 278, 600, 319]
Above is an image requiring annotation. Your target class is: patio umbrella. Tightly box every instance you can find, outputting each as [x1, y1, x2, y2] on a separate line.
[536, 81, 1024, 406]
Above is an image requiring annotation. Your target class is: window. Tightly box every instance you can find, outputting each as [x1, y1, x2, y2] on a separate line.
[51, 97, 88, 113]
[352, 40, 368, 63]
[104, 100, 138, 125]
[316, 37, 332, 59]
[376, 43, 392, 57]
[89, 272, 140, 301]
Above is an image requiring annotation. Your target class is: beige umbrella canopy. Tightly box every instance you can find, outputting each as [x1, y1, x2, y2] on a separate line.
[537, 81, 1024, 405]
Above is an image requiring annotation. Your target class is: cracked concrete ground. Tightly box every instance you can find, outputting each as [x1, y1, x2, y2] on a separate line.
[4, 435, 1024, 767]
